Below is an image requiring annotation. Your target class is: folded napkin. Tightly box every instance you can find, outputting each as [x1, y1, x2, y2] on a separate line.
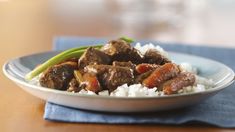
[44, 37, 235, 128]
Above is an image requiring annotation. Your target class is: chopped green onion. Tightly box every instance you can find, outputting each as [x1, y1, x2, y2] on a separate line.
[120, 36, 135, 43]
[25, 45, 102, 80]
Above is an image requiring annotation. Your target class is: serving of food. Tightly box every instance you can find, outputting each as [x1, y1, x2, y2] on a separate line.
[3, 37, 234, 112]
[26, 37, 213, 97]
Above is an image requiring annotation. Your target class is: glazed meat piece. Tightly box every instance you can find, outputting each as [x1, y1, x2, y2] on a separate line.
[78, 47, 111, 69]
[143, 63, 180, 88]
[136, 63, 160, 74]
[85, 64, 110, 75]
[82, 73, 102, 93]
[144, 49, 171, 65]
[162, 72, 196, 95]
[85, 64, 134, 92]
[72, 70, 102, 93]
[39, 61, 78, 90]
[101, 39, 143, 64]
[105, 66, 134, 91]
[67, 78, 81, 93]
[112, 61, 136, 71]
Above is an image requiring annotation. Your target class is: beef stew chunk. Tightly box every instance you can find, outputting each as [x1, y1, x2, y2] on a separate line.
[101, 39, 143, 64]
[85, 64, 134, 92]
[82, 73, 102, 93]
[39, 61, 78, 90]
[85, 64, 111, 75]
[112, 61, 136, 71]
[144, 49, 171, 65]
[78, 47, 111, 69]
[105, 66, 134, 92]
[67, 78, 81, 93]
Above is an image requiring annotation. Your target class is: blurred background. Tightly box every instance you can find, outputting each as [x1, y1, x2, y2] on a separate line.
[1, 0, 235, 70]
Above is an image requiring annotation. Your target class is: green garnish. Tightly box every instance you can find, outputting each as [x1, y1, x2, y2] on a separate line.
[120, 36, 135, 43]
[25, 45, 102, 80]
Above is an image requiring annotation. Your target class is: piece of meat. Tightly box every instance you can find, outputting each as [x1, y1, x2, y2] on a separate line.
[112, 61, 136, 71]
[78, 47, 111, 69]
[85, 64, 134, 92]
[81, 73, 102, 93]
[144, 49, 171, 65]
[39, 61, 78, 90]
[85, 64, 110, 75]
[101, 39, 143, 64]
[136, 63, 160, 74]
[142, 63, 180, 88]
[162, 72, 196, 95]
[105, 67, 134, 92]
[67, 78, 81, 93]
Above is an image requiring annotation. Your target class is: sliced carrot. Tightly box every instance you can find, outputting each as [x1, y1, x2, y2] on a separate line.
[143, 63, 180, 88]
[136, 63, 159, 74]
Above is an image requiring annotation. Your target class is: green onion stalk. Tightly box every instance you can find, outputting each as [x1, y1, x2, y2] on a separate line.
[120, 36, 135, 43]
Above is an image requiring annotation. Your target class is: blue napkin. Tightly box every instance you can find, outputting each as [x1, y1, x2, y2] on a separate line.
[44, 36, 235, 128]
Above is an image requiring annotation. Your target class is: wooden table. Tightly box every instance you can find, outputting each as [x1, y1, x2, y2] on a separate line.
[0, 1, 234, 132]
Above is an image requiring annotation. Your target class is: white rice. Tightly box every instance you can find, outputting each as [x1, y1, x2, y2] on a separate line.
[135, 43, 169, 58]
[179, 62, 197, 74]
[109, 84, 161, 97]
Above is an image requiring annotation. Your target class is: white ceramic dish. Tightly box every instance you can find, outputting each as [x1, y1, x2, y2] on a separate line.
[3, 51, 234, 112]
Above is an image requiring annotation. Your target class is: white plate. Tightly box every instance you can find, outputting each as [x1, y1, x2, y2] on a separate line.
[3, 51, 235, 112]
